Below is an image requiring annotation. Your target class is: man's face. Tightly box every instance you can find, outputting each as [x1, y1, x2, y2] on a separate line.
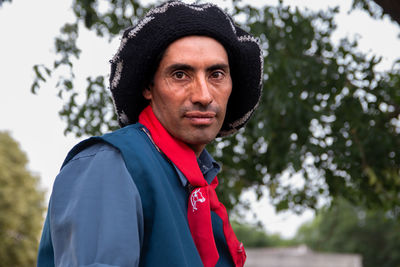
[143, 36, 232, 156]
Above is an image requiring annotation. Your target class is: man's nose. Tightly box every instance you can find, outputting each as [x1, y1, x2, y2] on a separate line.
[191, 75, 213, 106]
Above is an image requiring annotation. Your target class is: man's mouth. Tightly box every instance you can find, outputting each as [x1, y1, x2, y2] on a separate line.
[184, 111, 216, 125]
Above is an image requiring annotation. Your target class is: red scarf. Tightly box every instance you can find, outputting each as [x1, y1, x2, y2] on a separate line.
[138, 106, 246, 267]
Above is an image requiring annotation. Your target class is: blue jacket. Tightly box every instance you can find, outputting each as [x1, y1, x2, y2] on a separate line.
[38, 124, 234, 266]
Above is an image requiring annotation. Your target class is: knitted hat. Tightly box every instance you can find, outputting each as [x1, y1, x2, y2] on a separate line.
[110, 1, 263, 136]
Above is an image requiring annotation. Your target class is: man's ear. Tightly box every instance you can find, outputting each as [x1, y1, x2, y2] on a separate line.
[142, 87, 152, 100]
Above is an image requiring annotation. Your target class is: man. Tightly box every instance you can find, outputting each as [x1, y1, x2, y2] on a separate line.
[37, 1, 262, 267]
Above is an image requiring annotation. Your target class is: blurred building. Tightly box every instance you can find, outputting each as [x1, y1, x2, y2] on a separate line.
[245, 245, 362, 267]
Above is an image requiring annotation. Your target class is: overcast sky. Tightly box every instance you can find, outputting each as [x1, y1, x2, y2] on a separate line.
[0, 0, 399, 238]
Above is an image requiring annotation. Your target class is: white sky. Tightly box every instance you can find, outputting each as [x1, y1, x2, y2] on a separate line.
[0, 0, 399, 238]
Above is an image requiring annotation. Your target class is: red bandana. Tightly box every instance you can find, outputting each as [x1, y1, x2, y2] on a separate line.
[138, 106, 246, 267]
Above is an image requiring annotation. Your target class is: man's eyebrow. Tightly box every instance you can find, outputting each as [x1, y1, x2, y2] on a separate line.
[206, 63, 230, 72]
[165, 63, 195, 73]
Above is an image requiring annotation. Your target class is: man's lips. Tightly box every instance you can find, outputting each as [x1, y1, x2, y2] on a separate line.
[184, 111, 216, 125]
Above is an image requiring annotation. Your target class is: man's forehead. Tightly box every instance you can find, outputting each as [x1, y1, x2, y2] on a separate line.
[161, 35, 229, 62]
[165, 35, 226, 52]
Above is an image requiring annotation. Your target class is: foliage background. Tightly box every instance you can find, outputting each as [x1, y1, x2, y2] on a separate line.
[295, 198, 400, 267]
[0, 132, 45, 266]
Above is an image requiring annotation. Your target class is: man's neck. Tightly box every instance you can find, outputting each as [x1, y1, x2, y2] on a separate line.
[187, 144, 206, 158]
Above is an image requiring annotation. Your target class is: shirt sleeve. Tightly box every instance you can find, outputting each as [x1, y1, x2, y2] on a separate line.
[49, 143, 143, 267]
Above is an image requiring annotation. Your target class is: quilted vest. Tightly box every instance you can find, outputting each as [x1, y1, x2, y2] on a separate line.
[37, 124, 234, 267]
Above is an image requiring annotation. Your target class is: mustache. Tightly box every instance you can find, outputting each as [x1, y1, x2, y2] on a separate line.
[180, 104, 220, 114]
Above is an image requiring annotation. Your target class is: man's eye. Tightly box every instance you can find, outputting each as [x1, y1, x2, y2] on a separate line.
[210, 71, 224, 79]
[173, 71, 186, 79]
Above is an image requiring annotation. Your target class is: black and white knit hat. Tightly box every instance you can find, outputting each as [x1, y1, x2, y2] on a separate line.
[110, 0, 263, 136]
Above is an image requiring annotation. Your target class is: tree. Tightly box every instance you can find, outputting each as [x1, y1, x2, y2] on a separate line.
[0, 132, 45, 266]
[0, 0, 12, 7]
[295, 198, 400, 267]
[30, 0, 400, 213]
